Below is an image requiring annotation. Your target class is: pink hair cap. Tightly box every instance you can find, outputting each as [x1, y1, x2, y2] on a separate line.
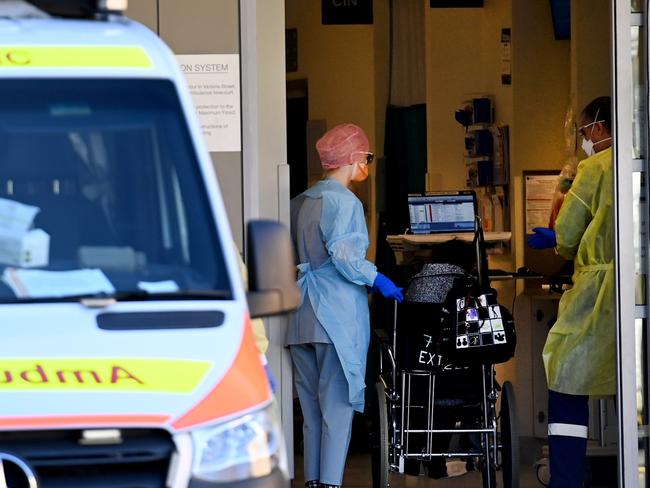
[316, 123, 370, 169]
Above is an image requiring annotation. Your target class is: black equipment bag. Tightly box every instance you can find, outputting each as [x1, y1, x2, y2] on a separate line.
[438, 225, 516, 365]
[438, 282, 516, 365]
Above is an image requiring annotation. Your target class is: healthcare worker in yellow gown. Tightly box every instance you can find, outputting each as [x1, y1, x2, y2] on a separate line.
[528, 96, 613, 487]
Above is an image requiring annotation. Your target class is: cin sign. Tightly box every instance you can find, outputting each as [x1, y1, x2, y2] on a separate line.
[322, 0, 373, 25]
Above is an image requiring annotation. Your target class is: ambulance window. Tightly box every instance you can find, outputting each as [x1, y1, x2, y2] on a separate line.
[0, 79, 232, 301]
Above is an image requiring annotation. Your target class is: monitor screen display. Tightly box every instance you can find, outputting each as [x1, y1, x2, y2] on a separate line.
[408, 193, 476, 234]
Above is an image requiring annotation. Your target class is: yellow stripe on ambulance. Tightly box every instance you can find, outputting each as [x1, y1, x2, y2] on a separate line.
[0, 46, 153, 68]
[0, 359, 211, 393]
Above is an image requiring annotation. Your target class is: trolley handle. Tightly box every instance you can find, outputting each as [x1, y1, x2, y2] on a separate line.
[474, 215, 489, 289]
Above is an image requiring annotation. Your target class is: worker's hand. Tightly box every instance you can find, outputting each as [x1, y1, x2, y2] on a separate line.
[528, 227, 557, 249]
[372, 272, 404, 303]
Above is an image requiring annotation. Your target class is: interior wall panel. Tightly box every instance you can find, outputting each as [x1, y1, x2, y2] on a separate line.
[125, 0, 158, 33]
[158, 0, 244, 250]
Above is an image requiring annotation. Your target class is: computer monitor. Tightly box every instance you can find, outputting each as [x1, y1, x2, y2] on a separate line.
[408, 191, 477, 234]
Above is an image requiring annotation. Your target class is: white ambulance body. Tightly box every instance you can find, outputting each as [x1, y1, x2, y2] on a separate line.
[0, 2, 298, 487]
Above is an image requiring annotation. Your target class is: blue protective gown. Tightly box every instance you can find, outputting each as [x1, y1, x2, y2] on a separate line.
[288, 178, 377, 412]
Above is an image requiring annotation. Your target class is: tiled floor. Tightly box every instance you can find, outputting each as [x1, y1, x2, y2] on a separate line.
[292, 453, 543, 488]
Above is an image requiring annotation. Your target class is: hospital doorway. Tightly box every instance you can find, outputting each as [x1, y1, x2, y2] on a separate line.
[283, 0, 633, 486]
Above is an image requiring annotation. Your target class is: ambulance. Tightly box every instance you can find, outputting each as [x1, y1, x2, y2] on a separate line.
[0, 1, 299, 486]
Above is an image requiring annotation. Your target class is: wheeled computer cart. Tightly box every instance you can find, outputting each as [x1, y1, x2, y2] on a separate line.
[373, 227, 518, 487]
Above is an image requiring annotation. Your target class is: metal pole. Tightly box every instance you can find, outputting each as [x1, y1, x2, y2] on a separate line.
[403, 428, 496, 434]
[404, 452, 486, 459]
[426, 373, 432, 456]
[475, 216, 484, 287]
[490, 365, 499, 468]
[481, 364, 492, 488]
[392, 300, 398, 396]
[406, 373, 412, 457]
[400, 369, 406, 464]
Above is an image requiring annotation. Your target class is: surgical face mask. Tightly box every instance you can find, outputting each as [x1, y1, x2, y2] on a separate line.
[581, 136, 595, 157]
[351, 161, 369, 182]
[581, 133, 612, 156]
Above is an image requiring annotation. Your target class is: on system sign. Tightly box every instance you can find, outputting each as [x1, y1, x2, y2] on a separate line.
[177, 54, 241, 153]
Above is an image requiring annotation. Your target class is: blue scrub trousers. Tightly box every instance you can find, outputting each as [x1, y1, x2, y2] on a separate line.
[290, 343, 355, 486]
[548, 390, 589, 487]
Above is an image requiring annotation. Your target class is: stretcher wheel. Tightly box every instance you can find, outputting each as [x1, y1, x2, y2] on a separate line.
[371, 381, 390, 488]
[499, 381, 519, 488]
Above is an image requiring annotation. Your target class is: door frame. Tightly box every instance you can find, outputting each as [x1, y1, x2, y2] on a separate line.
[612, 2, 642, 485]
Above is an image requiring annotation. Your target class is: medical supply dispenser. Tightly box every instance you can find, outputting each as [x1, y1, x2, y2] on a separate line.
[456, 95, 510, 243]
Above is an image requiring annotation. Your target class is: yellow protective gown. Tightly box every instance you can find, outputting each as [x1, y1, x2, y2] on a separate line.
[543, 147, 615, 396]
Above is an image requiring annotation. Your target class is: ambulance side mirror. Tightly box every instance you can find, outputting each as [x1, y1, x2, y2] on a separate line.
[246, 220, 300, 319]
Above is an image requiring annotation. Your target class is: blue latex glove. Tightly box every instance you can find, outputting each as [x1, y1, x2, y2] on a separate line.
[264, 364, 276, 393]
[372, 272, 404, 303]
[528, 227, 557, 249]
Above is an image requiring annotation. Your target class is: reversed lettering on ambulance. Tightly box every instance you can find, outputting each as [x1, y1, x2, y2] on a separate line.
[0, 46, 153, 68]
[0, 359, 211, 392]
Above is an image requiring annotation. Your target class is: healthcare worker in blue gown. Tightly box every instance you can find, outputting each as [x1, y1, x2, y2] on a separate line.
[529, 96, 613, 488]
[288, 123, 403, 488]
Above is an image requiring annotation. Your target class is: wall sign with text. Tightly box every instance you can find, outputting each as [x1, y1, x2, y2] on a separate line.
[177, 54, 241, 153]
[322, 0, 373, 25]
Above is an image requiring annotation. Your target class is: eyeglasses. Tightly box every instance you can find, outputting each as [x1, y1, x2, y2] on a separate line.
[352, 151, 374, 165]
[578, 107, 604, 138]
[578, 120, 604, 138]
